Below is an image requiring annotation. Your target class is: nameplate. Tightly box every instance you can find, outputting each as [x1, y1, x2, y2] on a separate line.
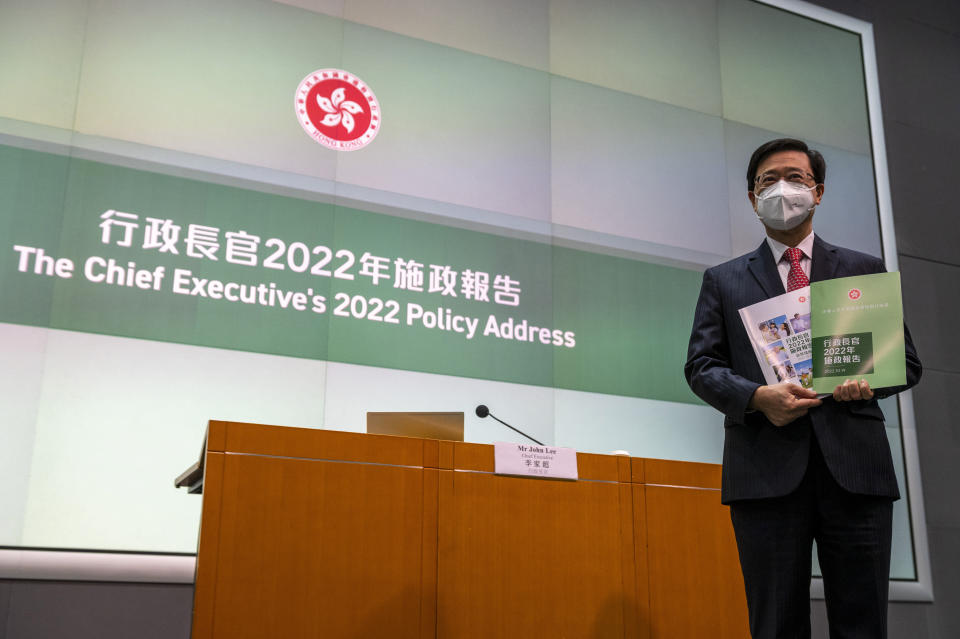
[493, 442, 578, 480]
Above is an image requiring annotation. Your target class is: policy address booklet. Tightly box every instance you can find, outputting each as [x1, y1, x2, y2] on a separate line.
[738, 272, 907, 395]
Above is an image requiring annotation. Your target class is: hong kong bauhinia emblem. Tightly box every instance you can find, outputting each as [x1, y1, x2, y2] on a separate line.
[295, 69, 381, 151]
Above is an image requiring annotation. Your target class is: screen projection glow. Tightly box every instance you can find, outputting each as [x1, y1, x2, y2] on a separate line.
[0, 0, 921, 587]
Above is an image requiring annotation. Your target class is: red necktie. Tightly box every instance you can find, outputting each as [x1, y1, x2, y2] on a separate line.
[784, 247, 809, 291]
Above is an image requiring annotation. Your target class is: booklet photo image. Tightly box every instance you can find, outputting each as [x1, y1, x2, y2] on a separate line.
[794, 358, 814, 389]
[758, 315, 799, 343]
[789, 312, 811, 334]
[762, 341, 795, 383]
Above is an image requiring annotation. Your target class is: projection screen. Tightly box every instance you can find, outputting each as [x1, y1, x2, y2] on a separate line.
[0, 0, 931, 600]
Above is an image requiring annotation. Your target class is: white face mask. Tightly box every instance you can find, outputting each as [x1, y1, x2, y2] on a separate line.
[754, 180, 816, 230]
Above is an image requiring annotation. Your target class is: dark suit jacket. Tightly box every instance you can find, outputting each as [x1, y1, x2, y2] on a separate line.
[684, 235, 922, 504]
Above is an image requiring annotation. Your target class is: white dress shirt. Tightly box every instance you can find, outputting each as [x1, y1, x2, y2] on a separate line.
[766, 231, 814, 291]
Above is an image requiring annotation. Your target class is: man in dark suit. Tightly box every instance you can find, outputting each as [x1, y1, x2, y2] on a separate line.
[684, 138, 922, 639]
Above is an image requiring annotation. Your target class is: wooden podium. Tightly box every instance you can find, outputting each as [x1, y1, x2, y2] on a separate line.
[186, 420, 748, 638]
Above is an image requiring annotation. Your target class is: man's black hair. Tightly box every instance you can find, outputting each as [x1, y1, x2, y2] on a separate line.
[746, 138, 826, 191]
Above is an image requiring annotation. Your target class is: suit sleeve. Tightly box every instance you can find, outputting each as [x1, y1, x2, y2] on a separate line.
[684, 267, 761, 424]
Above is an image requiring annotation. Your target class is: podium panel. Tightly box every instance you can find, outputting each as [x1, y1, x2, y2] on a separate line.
[212, 455, 425, 638]
[643, 459, 749, 638]
[436, 445, 645, 638]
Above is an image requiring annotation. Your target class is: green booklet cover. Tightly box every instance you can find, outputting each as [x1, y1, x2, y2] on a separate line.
[809, 271, 906, 394]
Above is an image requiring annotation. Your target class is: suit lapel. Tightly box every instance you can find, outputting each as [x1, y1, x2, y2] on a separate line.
[746, 240, 784, 298]
[810, 235, 840, 282]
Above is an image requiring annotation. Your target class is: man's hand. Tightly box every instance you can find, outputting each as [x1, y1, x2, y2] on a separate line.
[749, 383, 822, 427]
[833, 378, 874, 402]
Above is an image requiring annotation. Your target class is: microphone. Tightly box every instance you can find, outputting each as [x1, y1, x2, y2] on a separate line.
[474, 405, 544, 446]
